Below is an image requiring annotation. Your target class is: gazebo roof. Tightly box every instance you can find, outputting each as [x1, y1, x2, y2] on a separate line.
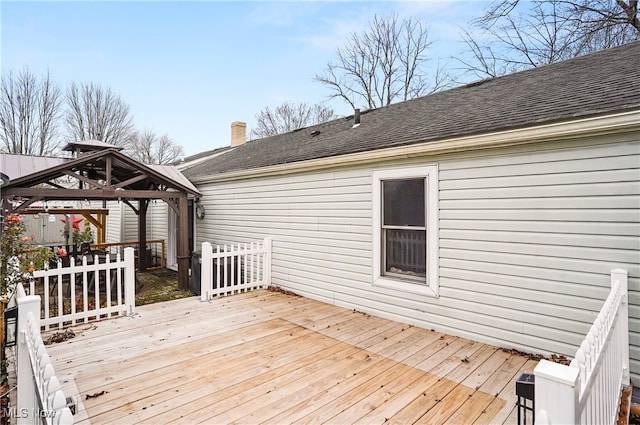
[0, 153, 68, 181]
[62, 139, 124, 153]
[1, 147, 199, 204]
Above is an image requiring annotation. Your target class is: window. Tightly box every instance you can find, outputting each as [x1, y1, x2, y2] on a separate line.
[372, 165, 438, 297]
[382, 179, 426, 280]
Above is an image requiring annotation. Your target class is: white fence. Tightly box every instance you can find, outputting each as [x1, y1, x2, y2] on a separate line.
[200, 238, 272, 300]
[14, 283, 74, 424]
[30, 247, 136, 330]
[386, 229, 426, 274]
[534, 269, 629, 424]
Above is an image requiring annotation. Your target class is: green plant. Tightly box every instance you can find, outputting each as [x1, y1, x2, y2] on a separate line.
[62, 219, 93, 246]
[1, 214, 57, 297]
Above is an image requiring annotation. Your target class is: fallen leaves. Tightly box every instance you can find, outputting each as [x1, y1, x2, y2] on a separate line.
[85, 390, 107, 400]
[266, 285, 298, 296]
[43, 329, 75, 345]
[500, 348, 571, 365]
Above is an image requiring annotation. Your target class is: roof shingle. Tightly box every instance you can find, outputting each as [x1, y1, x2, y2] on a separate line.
[184, 41, 640, 179]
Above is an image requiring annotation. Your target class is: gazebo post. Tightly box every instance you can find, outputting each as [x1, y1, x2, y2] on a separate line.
[177, 195, 190, 290]
[138, 199, 149, 272]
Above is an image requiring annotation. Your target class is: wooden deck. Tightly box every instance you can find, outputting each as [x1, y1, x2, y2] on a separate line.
[47, 290, 538, 424]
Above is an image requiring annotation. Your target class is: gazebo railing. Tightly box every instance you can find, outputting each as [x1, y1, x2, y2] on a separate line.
[90, 239, 165, 270]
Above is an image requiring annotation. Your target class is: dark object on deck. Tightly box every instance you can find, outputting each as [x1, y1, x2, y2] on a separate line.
[190, 250, 239, 296]
[80, 242, 91, 255]
[190, 251, 202, 295]
[516, 373, 535, 425]
[66, 397, 76, 415]
[211, 256, 239, 291]
[134, 247, 153, 270]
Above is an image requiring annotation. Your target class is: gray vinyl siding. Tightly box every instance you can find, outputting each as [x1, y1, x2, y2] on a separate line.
[108, 200, 168, 243]
[146, 201, 169, 265]
[103, 201, 165, 247]
[103, 201, 123, 244]
[437, 137, 639, 386]
[120, 201, 169, 266]
[194, 134, 640, 384]
[146, 200, 168, 242]
[123, 203, 139, 242]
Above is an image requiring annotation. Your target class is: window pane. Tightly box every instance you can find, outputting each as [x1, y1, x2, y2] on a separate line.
[384, 229, 426, 277]
[383, 179, 425, 227]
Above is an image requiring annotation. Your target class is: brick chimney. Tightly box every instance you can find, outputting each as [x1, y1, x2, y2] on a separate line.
[231, 121, 246, 147]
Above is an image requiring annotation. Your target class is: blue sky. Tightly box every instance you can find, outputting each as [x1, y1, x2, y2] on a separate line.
[1, 1, 488, 156]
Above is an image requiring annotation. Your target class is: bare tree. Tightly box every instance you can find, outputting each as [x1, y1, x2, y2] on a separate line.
[125, 129, 184, 164]
[479, 0, 639, 33]
[65, 82, 134, 147]
[315, 13, 450, 110]
[0, 68, 62, 155]
[250, 101, 336, 138]
[460, 0, 639, 79]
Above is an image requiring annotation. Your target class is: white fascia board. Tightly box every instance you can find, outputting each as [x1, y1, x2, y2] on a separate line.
[190, 110, 640, 184]
[176, 148, 236, 171]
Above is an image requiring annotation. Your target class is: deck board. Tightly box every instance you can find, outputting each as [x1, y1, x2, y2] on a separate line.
[45, 290, 538, 424]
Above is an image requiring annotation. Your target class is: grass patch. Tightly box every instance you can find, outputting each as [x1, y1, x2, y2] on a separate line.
[135, 269, 195, 306]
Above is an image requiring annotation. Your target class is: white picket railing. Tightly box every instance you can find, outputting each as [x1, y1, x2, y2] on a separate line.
[200, 238, 272, 300]
[534, 269, 629, 425]
[30, 247, 136, 330]
[15, 282, 74, 424]
[386, 229, 426, 274]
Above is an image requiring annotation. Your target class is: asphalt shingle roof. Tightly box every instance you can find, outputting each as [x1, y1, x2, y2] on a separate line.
[184, 41, 640, 179]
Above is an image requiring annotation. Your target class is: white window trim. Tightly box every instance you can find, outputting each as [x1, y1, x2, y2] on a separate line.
[372, 165, 439, 298]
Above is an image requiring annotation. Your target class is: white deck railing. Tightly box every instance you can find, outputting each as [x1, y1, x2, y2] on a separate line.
[534, 269, 629, 424]
[200, 238, 272, 300]
[386, 229, 426, 274]
[14, 283, 74, 424]
[30, 247, 136, 330]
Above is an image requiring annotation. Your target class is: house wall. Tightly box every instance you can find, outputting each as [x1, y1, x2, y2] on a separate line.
[121, 200, 169, 242]
[103, 201, 123, 244]
[146, 200, 169, 242]
[103, 200, 169, 265]
[146, 200, 169, 265]
[194, 133, 640, 384]
[122, 203, 139, 242]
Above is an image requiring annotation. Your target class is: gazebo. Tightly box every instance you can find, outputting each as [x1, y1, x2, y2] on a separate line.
[0, 140, 201, 290]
